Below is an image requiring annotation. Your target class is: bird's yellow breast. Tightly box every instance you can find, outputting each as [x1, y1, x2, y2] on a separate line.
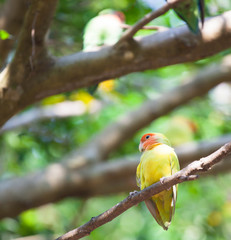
[138, 144, 175, 190]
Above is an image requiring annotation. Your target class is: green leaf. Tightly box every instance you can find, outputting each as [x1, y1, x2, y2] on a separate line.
[0, 29, 10, 40]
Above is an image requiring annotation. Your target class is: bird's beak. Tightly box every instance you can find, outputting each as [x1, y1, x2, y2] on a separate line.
[139, 142, 143, 152]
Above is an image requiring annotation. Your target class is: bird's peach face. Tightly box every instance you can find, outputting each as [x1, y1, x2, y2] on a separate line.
[139, 133, 158, 152]
[139, 133, 170, 152]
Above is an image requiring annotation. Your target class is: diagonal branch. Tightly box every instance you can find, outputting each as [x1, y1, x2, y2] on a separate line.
[118, 0, 185, 42]
[0, 0, 58, 126]
[121, 23, 169, 31]
[56, 142, 231, 240]
[3, 51, 231, 137]
[9, 0, 58, 73]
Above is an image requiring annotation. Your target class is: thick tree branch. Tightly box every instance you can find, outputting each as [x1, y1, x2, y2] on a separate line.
[56, 142, 231, 240]
[0, 135, 230, 220]
[13, 0, 57, 63]
[0, 0, 58, 126]
[0, 11, 231, 127]
[50, 11, 231, 97]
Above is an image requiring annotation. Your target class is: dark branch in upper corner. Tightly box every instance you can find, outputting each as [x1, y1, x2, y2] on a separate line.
[117, 0, 186, 43]
[11, 0, 58, 68]
[56, 142, 231, 240]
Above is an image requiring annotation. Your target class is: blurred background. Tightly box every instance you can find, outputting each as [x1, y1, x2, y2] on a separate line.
[0, 0, 231, 239]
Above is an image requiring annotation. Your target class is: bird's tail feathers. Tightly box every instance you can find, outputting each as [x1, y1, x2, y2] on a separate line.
[145, 199, 169, 230]
[145, 187, 176, 230]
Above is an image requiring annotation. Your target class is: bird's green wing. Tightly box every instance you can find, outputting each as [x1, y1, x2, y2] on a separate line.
[169, 151, 180, 219]
[168, 0, 205, 34]
[170, 151, 180, 174]
[136, 162, 141, 188]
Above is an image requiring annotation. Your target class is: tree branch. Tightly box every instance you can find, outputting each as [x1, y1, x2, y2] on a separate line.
[0, 100, 101, 134]
[0, 0, 58, 126]
[13, 0, 58, 62]
[56, 142, 231, 240]
[51, 11, 231, 98]
[121, 23, 169, 31]
[0, 135, 230, 220]
[1, 11, 231, 127]
[118, 0, 185, 42]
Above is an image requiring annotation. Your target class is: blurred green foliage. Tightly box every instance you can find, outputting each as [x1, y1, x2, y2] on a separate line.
[0, 29, 10, 40]
[0, 0, 231, 239]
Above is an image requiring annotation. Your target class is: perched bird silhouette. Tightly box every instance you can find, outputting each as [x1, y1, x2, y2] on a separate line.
[167, 0, 205, 33]
[83, 9, 125, 94]
[136, 133, 180, 230]
[163, 116, 197, 146]
[83, 9, 125, 51]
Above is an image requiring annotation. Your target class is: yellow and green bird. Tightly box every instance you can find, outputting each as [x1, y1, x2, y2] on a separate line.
[136, 133, 180, 230]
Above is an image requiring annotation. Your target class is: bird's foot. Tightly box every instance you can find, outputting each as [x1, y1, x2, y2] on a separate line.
[160, 177, 166, 184]
[160, 177, 171, 191]
[129, 190, 138, 196]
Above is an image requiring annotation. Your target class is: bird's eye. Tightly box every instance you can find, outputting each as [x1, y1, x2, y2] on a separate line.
[145, 135, 150, 139]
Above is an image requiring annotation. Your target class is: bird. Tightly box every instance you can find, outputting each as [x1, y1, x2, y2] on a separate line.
[167, 0, 205, 33]
[163, 116, 197, 146]
[83, 9, 125, 51]
[83, 9, 125, 94]
[136, 133, 180, 230]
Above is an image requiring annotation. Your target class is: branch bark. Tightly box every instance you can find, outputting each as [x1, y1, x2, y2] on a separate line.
[56, 142, 231, 240]
[0, 135, 230, 220]
[0, 0, 58, 126]
[3, 50, 230, 137]
[1, 11, 231, 127]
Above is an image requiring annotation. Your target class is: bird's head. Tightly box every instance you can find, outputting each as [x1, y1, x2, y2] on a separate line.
[139, 133, 171, 152]
[98, 9, 125, 22]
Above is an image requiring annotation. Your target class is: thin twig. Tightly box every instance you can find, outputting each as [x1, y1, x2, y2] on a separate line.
[117, 0, 185, 43]
[120, 23, 169, 31]
[56, 142, 231, 240]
